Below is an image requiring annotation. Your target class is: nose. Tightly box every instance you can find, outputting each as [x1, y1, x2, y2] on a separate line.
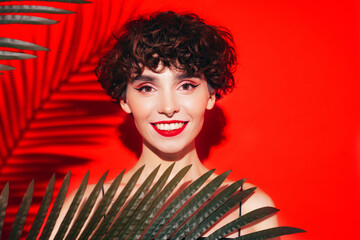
[157, 91, 180, 117]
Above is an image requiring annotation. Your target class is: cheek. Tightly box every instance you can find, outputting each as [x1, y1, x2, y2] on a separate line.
[127, 98, 154, 129]
[181, 94, 208, 120]
[127, 91, 154, 116]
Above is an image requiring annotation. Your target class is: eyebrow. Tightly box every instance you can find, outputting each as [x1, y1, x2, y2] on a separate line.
[175, 72, 202, 80]
[132, 75, 155, 82]
[131, 72, 202, 82]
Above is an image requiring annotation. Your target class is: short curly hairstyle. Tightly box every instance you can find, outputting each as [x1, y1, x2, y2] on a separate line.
[95, 11, 237, 101]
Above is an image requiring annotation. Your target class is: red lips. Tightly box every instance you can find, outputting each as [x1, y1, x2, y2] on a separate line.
[151, 121, 188, 137]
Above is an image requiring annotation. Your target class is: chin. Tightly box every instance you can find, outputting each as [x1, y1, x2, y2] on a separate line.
[144, 139, 194, 159]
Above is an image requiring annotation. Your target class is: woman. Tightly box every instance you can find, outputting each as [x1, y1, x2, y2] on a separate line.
[57, 11, 278, 239]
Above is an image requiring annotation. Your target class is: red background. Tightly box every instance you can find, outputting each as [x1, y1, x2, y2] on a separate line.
[0, 0, 359, 239]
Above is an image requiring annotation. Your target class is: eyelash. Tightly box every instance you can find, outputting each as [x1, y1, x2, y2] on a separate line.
[135, 85, 154, 93]
[179, 83, 199, 91]
[134, 82, 200, 93]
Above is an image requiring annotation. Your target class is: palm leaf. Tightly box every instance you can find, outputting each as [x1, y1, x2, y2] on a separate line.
[207, 207, 280, 240]
[78, 170, 124, 240]
[0, 0, 90, 76]
[0, 167, 305, 240]
[0, 5, 75, 14]
[8, 179, 34, 240]
[90, 166, 145, 239]
[116, 163, 175, 239]
[26, 174, 55, 240]
[172, 179, 246, 240]
[0, 51, 37, 60]
[0, 64, 15, 71]
[0, 0, 91, 3]
[38, 171, 71, 240]
[0, 183, 9, 239]
[53, 171, 89, 240]
[64, 171, 108, 240]
[0, 38, 48, 51]
[185, 188, 256, 240]
[103, 166, 160, 239]
[0, 15, 59, 25]
[143, 169, 215, 239]
[128, 164, 192, 239]
[156, 170, 231, 240]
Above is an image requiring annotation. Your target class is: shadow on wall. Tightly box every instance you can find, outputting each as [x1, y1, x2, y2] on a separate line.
[116, 104, 227, 160]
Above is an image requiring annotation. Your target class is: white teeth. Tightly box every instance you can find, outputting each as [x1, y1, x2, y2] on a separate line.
[155, 122, 185, 131]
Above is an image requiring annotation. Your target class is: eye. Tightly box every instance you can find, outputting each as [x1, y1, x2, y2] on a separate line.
[178, 83, 199, 91]
[135, 85, 155, 93]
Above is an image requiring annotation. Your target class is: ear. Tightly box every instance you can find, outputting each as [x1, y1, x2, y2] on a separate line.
[206, 91, 216, 110]
[120, 99, 132, 114]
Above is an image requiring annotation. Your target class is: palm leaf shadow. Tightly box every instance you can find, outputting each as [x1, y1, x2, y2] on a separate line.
[0, 72, 125, 237]
[0, 1, 136, 237]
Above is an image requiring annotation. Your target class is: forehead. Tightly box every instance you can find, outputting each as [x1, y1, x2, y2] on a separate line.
[132, 67, 203, 82]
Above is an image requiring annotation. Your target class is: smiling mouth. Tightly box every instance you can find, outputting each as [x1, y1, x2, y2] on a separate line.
[151, 121, 188, 137]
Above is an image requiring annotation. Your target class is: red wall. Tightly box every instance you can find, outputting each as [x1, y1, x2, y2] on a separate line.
[0, 0, 359, 239]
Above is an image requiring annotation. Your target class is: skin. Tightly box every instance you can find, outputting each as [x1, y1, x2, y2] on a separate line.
[119, 66, 216, 181]
[53, 66, 279, 239]
[120, 66, 279, 238]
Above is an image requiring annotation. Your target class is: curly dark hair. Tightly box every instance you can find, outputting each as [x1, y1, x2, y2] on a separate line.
[95, 11, 237, 101]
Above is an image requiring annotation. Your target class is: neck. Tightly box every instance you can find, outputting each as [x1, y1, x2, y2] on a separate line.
[131, 140, 209, 183]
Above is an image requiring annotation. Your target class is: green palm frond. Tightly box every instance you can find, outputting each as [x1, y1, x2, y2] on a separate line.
[116, 164, 174, 239]
[0, 37, 49, 51]
[26, 174, 55, 240]
[207, 207, 280, 239]
[38, 172, 71, 240]
[78, 170, 124, 240]
[0, 0, 90, 74]
[8, 179, 34, 240]
[128, 165, 192, 239]
[0, 5, 75, 14]
[104, 166, 160, 239]
[143, 169, 215, 239]
[184, 189, 255, 240]
[0, 64, 15, 71]
[53, 171, 89, 240]
[91, 166, 145, 239]
[0, 0, 91, 4]
[64, 171, 108, 239]
[0, 166, 305, 239]
[157, 170, 231, 240]
[0, 183, 9, 239]
[172, 180, 247, 240]
[0, 50, 37, 60]
[0, 15, 59, 24]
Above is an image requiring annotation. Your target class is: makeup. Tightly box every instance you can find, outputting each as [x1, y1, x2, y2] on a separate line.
[122, 67, 214, 154]
[151, 120, 188, 137]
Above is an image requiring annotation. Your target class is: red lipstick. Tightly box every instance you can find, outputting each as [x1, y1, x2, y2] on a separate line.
[151, 121, 188, 137]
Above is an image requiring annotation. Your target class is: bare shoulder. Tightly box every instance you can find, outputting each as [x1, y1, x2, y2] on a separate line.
[241, 182, 279, 235]
[242, 182, 276, 213]
[222, 179, 276, 211]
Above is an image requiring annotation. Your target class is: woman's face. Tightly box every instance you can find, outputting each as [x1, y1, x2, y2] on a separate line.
[120, 66, 216, 156]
